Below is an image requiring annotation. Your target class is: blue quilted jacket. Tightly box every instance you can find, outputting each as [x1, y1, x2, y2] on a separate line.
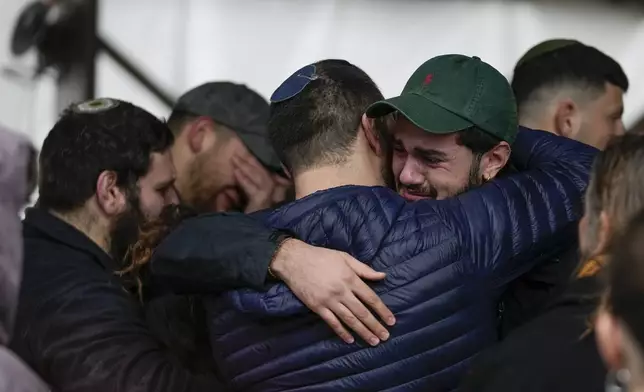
[205, 128, 596, 392]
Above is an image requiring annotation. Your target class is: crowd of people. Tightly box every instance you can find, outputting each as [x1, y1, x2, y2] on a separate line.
[0, 38, 641, 392]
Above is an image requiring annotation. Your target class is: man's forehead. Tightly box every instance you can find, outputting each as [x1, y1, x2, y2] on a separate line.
[145, 151, 176, 183]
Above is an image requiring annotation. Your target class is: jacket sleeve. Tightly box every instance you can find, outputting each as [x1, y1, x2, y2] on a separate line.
[149, 212, 287, 295]
[19, 260, 222, 392]
[438, 128, 596, 286]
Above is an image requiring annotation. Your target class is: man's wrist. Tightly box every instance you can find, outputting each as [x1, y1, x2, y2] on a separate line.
[269, 237, 298, 281]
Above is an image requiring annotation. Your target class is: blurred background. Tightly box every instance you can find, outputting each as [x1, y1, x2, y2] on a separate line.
[1, 0, 644, 150]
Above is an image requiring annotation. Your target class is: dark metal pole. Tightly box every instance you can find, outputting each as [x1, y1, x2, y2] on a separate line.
[97, 36, 175, 108]
[55, 0, 98, 112]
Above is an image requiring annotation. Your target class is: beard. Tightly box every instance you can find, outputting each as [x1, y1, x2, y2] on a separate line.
[183, 154, 247, 213]
[109, 197, 145, 266]
[400, 160, 485, 199]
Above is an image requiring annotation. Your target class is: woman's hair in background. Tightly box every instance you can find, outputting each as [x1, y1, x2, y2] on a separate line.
[121, 203, 197, 299]
[606, 209, 644, 353]
[583, 134, 644, 260]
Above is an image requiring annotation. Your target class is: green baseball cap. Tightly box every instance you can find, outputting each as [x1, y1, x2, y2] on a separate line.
[367, 54, 518, 143]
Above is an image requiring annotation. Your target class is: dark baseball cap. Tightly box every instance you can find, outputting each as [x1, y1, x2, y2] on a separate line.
[515, 39, 581, 70]
[367, 54, 518, 143]
[173, 82, 282, 172]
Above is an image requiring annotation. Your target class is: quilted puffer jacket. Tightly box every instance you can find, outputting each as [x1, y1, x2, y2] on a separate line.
[205, 128, 596, 392]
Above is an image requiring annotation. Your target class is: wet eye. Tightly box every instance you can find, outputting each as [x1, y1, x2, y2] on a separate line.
[393, 143, 406, 153]
[419, 156, 443, 165]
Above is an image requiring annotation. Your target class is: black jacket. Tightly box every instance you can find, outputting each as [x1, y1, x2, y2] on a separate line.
[460, 276, 606, 392]
[499, 245, 580, 337]
[11, 208, 282, 392]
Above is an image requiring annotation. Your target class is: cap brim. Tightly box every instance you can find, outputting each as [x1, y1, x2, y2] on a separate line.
[366, 94, 474, 134]
[236, 131, 284, 173]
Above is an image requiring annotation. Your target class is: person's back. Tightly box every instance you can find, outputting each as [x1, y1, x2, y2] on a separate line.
[204, 59, 596, 391]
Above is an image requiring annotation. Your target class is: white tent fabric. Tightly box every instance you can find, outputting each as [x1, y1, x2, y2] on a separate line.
[1, 0, 644, 148]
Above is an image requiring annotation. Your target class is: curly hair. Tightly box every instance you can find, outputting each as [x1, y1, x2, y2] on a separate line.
[120, 204, 198, 300]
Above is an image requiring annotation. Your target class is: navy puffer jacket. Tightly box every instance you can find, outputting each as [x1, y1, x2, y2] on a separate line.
[206, 128, 596, 392]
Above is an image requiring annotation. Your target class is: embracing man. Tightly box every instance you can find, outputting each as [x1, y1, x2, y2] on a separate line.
[143, 55, 596, 391]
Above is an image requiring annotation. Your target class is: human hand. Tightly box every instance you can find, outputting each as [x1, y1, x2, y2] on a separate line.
[270, 239, 396, 346]
[271, 173, 292, 205]
[232, 154, 276, 213]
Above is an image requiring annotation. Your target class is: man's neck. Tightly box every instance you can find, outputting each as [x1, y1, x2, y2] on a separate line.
[294, 161, 384, 199]
[49, 209, 110, 254]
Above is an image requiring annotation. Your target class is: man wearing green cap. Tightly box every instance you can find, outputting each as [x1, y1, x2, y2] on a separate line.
[512, 39, 628, 150]
[367, 54, 516, 200]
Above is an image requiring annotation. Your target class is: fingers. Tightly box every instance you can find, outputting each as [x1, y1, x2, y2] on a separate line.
[233, 156, 262, 186]
[317, 308, 354, 344]
[330, 302, 381, 346]
[353, 279, 396, 327]
[236, 153, 268, 175]
[341, 293, 390, 344]
[233, 165, 260, 194]
[273, 174, 292, 187]
[345, 257, 386, 281]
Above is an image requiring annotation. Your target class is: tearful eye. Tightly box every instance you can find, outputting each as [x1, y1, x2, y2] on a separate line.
[419, 156, 443, 165]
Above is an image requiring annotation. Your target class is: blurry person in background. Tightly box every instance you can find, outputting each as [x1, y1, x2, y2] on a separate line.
[0, 124, 48, 392]
[12, 98, 394, 392]
[596, 210, 644, 392]
[512, 39, 628, 150]
[460, 133, 644, 392]
[497, 39, 629, 336]
[168, 82, 292, 213]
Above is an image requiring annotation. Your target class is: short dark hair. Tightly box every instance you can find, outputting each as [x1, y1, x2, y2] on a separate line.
[512, 43, 629, 114]
[457, 127, 502, 156]
[457, 127, 515, 178]
[166, 109, 198, 135]
[38, 99, 174, 212]
[268, 59, 384, 172]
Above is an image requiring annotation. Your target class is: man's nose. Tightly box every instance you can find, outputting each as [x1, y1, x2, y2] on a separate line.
[398, 158, 424, 186]
[167, 186, 180, 205]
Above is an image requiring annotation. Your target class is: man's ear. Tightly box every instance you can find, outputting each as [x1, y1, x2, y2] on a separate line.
[361, 114, 383, 156]
[554, 99, 581, 139]
[480, 142, 511, 181]
[95, 170, 127, 216]
[596, 309, 624, 371]
[185, 117, 212, 154]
